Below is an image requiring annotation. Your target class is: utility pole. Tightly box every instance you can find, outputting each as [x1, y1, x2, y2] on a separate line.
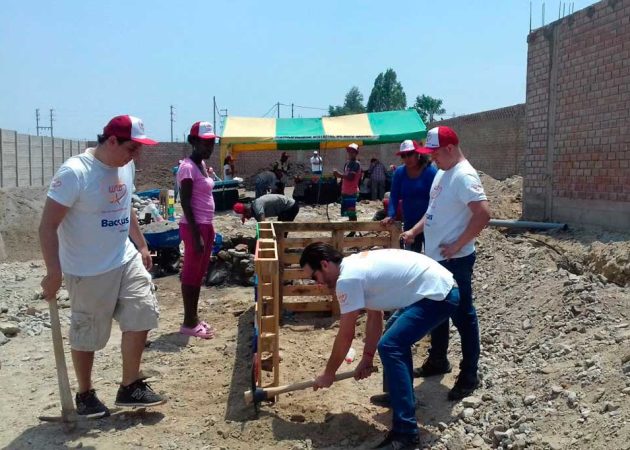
[213, 96, 216, 132]
[219, 108, 228, 134]
[35, 108, 53, 137]
[277, 102, 280, 118]
[170, 105, 175, 142]
[291, 103, 294, 118]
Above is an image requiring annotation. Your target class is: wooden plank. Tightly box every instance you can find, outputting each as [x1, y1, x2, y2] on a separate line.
[259, 282, 273, 297]
[282, 268, 309, 280]
[283, 301, 333, 312]
[340, 236, 391, 248]
[332, 229, 344, 317]
[281, 236, 333, 248]
[281, 253, 302, 265]
[282, 284, 333, 296]
[274, 221, 400, 233]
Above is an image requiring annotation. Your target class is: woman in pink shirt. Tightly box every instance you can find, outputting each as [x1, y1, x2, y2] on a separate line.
[177, 121, 217, 339]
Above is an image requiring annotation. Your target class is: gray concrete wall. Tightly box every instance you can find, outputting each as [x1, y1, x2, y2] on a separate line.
[0, 129, 86, 188]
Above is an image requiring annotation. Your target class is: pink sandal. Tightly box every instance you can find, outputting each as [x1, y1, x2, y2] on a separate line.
[200, 321, 216, 334]
[180, 323, 215, 339]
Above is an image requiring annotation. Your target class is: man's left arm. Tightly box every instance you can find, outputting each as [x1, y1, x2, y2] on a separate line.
[354, 309, 383, 380]
[314, 310, 360, 390]
[129, 208, 152, 270]
[440, 200, 490, 259]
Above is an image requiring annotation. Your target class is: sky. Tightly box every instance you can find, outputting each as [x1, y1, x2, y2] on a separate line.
[0, 0, 599, 141]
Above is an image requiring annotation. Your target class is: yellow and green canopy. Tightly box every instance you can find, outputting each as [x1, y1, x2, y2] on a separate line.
[220, 109, 426, 158]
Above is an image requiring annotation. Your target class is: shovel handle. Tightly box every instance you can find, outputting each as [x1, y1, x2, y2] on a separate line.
[48, 298, 77, 422]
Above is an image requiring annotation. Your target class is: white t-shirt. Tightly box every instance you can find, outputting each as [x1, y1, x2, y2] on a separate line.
[223, 163, 233, 180]
[310, 155, 323, 172]
[335, 249, 455, 314]
[47, 150, 138, 276]
[424, 160, 488, 261]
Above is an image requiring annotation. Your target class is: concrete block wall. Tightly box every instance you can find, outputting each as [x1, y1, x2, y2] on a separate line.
[524, 0, 630, 230]
[0, 129, 85, 188]
[430, 105, 526, 180]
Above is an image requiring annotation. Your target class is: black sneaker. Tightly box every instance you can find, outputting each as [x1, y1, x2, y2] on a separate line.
[448, 375, 480, 401]
[115, 378, 166, 407]
[370, 392, 391, 407]
[374, 431, 420, 450]
[75, 389, 110, 418]
[412, 359, 452, 378]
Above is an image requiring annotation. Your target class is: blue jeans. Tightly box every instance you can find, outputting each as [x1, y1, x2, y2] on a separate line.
[377, 289, 460, 435]
[428, 252, 480, 379]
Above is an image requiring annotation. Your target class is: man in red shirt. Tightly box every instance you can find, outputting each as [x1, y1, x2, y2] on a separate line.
[333, 143, 362, 222]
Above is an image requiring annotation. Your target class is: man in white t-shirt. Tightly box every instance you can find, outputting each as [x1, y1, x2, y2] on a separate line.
[39, 115, 166, 418]
[300, 243, 460, 449]
[402, 126, 490, 401]
[310, 150, 323, 174]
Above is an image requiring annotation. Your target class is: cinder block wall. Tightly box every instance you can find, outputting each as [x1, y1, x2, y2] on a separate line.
[524, 0, 630, 230]
[430, 105, 526, 180]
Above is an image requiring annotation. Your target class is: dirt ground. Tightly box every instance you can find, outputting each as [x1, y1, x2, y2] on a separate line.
[0, 175, 628, 449]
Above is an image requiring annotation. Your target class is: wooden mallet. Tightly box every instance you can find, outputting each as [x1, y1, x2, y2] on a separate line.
[244, 367, 377, 406]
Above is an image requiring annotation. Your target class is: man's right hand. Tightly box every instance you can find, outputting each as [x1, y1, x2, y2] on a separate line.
[400, 230, 415, 245]
[41, 271, 62, 302]
[380, 217, 394, 226]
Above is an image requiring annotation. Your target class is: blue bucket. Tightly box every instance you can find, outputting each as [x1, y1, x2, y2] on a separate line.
[212, 233, 223, 255]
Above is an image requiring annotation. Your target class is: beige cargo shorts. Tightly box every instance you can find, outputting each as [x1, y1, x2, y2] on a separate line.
[65, 253, 159, 352]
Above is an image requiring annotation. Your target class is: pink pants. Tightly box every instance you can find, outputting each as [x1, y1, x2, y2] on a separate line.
[179, 222, 215, 286]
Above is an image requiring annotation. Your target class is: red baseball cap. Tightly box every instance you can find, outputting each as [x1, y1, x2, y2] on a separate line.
[189, 121, 216, 140]
[233, 203, 246, 215]
[103, 115, 157, 145]
[396, 140, 422, 156]
[417, 126, 459, 154]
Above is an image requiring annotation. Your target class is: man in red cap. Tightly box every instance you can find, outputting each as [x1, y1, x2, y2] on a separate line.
[39, 115, 166, 418]
[333, 143, 362, 223]
[402, 126, 490, 401]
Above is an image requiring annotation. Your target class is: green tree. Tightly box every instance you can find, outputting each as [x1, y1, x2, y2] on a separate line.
[413, 94, 446, 124]
[366, 69, 407, 112]
[328, 86, 366, 116]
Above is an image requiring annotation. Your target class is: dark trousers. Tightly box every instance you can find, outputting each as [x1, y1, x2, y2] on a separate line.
[378, 289, 460, 435]
[428, 252, 480, 378]
[278, 202, 299, 222]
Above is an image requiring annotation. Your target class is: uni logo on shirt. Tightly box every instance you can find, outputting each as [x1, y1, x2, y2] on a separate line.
[101, 217, 130, 227]
[108, 183, 128, 204]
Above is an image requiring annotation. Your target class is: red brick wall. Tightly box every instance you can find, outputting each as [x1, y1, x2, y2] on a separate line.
[430, 105, 526, 180]
[524, 0, 630, 229]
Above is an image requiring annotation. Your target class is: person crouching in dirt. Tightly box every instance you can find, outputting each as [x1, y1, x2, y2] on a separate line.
[300, 243, 460, 450]
[39, 115, 166, 418]
[233, 193, 300, 223]
[177, 121, 219, 340]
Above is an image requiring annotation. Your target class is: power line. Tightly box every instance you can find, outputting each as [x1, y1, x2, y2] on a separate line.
[279, 102, 327, 111]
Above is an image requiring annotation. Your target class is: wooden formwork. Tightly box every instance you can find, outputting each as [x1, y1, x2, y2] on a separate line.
[254, 222, 281, 390]
[273, 221, 402, 315]
[253, 221, 402, 394]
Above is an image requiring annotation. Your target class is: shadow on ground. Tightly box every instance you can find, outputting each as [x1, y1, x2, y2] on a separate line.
[4, 410, 165, 450]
